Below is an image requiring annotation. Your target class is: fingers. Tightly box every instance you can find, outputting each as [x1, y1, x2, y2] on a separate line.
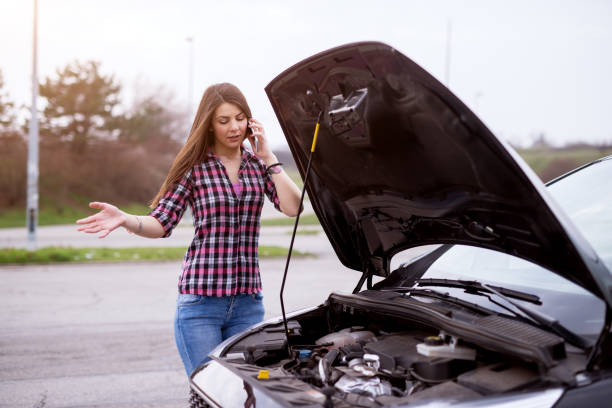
[249, 119, 265, 136]
[76, 214, 98, 225]
[76, 202, 121, 239]
[89, 201, 106, 210]
[77, 225, 104, 234]
[252, 127, 265, 141]
[247, 134, 255, 145]
[76, 202, 109, 225]
[78, 222, 117, 238]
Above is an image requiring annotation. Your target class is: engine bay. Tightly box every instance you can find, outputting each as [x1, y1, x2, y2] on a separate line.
[213, 293, 584, 407]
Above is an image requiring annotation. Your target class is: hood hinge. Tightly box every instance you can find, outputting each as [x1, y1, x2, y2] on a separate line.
[353, 256, 388, 293]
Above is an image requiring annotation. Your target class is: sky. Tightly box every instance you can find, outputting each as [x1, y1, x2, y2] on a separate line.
[0, 0, 611, 148]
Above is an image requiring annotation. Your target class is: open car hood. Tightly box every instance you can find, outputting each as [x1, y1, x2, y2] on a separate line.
[265, 42, 612, 306]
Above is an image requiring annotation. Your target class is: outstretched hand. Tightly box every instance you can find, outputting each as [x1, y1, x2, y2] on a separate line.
[76, 202, 125, 238]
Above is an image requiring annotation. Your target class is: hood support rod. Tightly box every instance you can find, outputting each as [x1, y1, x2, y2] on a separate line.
[279, 111, 322, 356]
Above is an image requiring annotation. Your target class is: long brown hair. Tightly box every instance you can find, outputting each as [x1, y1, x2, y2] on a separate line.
[150, 83, 252, 208]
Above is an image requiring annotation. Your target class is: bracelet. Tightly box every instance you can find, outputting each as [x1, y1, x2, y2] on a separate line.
[135, 215, 143, 233]
[265, 162, 283, 175]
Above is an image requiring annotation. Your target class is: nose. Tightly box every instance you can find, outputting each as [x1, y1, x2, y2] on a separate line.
[230, 119, 240, 130]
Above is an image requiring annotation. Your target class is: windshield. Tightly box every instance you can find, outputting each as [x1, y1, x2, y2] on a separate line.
[390, 158, 612, 338]
[547, 158, 612, 270]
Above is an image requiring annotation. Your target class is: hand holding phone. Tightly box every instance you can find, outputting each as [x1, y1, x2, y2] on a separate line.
[248, 119, 259, 152]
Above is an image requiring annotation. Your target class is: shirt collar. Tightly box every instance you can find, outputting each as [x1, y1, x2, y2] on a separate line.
[207, 147, 257, 168]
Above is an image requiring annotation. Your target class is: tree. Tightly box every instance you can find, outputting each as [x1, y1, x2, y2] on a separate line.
[530, 132, 552, 149]
[0, 69, 16, 132]
[39, 60, 121, 152]
[0, 69, 25, 206]
[113, 84, 188, 150]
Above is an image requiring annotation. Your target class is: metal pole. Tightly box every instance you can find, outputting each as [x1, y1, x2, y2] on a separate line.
[26, 0, 39, 251]
[279, 112, 322, 355]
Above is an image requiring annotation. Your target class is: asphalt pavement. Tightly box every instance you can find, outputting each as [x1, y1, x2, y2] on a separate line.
[0, 203, 360, 408]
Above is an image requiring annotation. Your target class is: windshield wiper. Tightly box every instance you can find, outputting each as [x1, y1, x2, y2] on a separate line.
[382, 286, 543, 330]
[417, 278, 541, 304]
[381, 287, 500, 316]
[416, 278, 590, 350]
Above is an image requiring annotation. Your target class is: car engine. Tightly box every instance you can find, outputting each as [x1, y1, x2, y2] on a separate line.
[209, 293, 582, 407]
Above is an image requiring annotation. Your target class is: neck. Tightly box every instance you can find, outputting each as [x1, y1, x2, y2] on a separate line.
[213, 144, 242, 160]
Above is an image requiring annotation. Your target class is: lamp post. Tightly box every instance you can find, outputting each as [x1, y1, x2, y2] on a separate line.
[26, 0, 39, 250]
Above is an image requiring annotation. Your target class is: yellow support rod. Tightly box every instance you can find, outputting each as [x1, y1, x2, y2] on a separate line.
[310, 122, 320, 152]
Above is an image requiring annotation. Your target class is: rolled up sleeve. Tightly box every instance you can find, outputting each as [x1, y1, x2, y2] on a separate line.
[148, 169, 193, 237]
[262, 168, 281, 212]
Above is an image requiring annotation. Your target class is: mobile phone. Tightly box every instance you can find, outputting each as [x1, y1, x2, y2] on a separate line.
[248, 119, 258, 152]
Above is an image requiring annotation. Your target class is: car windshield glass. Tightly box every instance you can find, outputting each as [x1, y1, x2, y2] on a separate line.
[390, 158, 612, 338]
[415, 245, 604, 337]
[547, 158, 612, 271]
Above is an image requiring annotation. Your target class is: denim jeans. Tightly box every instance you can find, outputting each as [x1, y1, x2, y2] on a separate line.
[174, 292, 265, 375]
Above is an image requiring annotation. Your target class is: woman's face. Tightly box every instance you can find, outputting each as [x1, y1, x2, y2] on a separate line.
[210, 102, 248, 152]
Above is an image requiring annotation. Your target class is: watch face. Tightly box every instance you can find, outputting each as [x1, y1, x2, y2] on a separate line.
[269, 165, 282, 174]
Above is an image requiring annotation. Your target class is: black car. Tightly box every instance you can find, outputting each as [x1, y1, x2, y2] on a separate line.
[189, 42, 612, 407]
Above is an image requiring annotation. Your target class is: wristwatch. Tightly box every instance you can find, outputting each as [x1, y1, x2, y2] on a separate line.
[266, 162, 283, 175]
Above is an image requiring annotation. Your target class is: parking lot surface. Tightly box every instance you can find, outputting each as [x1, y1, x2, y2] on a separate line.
[0, 221, 357, 408]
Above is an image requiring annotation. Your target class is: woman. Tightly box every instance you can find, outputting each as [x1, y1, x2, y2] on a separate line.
[76, 83, 302, 376]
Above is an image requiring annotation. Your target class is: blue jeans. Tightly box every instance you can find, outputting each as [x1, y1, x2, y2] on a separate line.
[174, 292, 265, 376]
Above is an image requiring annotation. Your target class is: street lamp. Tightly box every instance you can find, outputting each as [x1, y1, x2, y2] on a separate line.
[26, 0, 39, 250]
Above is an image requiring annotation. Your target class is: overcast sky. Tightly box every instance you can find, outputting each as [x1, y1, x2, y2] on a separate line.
[1, 0, 610, 148]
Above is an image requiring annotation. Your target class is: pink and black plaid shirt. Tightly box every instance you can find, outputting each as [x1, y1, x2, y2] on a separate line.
[149, 149, 280, 296]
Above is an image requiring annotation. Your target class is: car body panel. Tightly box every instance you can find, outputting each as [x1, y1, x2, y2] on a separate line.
[264, 41, 612, 307]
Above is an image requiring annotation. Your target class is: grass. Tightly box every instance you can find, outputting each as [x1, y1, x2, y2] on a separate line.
[285, 169, 304, 189]
[261, 213, 320, 227]
[0, 200, 153, 229]
[0, 205, 321, 229]
[0, 245, 313, 265]
[0, 206, 89, 229]
[518, 147, 612, 176]
[290, 229, 322, 235]
[0, 193, 95, 228]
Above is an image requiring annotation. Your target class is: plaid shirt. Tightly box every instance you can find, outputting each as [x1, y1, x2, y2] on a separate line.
[149, 149, 280, 296]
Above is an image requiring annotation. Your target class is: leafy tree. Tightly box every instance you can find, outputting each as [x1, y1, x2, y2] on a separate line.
[39, 60, 121, 152]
